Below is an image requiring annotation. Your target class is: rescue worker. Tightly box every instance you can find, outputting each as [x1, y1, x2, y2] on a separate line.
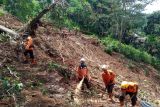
[23, 34, 36, 64]
[77, 58, 91, 90]
[119, 81, 138, 107]
[101, 64, 116, 102]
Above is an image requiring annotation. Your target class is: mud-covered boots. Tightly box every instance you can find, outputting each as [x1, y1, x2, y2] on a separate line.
[108, 93, 115, 103]
[120, 101, 124, 107]
[31, 59, 37, 65]
[23, 57, 29, 64]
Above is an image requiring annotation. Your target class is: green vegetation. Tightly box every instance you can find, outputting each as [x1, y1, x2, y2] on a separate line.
[0, 1, 160, 106]
[0, 0, 150, 33]
[0, 66, 23, 99]
[48, 62, 62, 71]
[2, 0, 43, 22]
[48, 62, 75, 81]
[0, 78, 23, 96]
[0, 8, 5, 16]
[144, 11, 160, 36]
[0, 0, 160, 71]
[144, 36, 160, 58]
[101, 37, 160, 71]
[40, 86, 49, 95]
[0, 33, 10, 43]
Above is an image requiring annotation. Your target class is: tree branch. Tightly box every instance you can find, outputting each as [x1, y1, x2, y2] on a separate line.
[18, 3, 57, 33]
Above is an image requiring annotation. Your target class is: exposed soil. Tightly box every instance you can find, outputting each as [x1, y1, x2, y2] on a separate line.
[0, 14, 160, 107]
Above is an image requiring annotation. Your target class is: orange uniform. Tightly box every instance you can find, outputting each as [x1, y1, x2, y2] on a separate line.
[77, 65, 91, 90]
[120, 81, 138, 107]
[24, 36, 33, 50]
[77, 67, 89, 79]
[23, 36, 36, 64]
[102, 70, 115, 86]
[121, 82, 138, 93]
[101, 69, 116, 101]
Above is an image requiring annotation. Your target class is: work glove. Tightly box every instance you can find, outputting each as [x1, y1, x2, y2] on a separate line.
[25, 45, 30, 50]
[87, 75, 92, 82]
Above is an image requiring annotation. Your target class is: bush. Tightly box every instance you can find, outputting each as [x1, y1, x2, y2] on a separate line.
[0, 66, 23, 100]
[48, 62, 61, 71]
[101, 37, 160, 72]
[48, 62, 75, 81]
[105, 45, 114, 55]
[0, 33, 10, 42]
[0, 8, 5, 16]
[3, 0, 41, 22]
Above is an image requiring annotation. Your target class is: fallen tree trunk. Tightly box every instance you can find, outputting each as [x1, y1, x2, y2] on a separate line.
[0, 2, 57, 62]
[0, 2, 57, 39]
[18, 3, 56, 34]
[0, 25, 18, 36]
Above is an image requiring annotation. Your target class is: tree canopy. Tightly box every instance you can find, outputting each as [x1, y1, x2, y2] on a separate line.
[144, 11, 160, 36]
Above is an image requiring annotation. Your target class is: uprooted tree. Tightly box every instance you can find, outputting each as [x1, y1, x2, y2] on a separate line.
[18, 2, 56, 35]
[0, 1, 57, 38]
[0, 1, 59, 62]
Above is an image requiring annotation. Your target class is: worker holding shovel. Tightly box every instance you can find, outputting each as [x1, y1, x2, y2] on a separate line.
[76, 58, 91, 90]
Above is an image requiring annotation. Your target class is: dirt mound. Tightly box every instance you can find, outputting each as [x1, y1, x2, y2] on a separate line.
[0, 14, 23, 30]
[0, 14, 160, 107]
[35, 26, 160, 106]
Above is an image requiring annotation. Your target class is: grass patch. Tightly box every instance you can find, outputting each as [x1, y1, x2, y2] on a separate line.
[0, 8, 5, 16]
[0, 33, 10, 43]
[48, 62, 75, 81]
[48, 62, 62, 71]
[0, 66, 23, 100]
[101, 37, 160, 72]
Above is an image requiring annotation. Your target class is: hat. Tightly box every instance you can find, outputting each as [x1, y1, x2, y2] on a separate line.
[101, 64, 109, 70]
[27, 36, 32, 40]
[121, 81, 129, 89]
[80, 58, 85, 62]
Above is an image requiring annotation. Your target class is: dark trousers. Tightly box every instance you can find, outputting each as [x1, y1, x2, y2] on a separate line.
[106, 84, 114, 94]
[119, 92, 137, 106]
[78, 78, 90, 90]
[24, 50, 34, 59]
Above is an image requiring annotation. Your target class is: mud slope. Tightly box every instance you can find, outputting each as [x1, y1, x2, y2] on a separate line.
[0, 14, 160, 107]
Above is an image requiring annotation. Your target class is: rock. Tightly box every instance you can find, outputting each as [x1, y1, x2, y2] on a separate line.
[49, 94, 64, 99]
[154, 100, 160, 106]
[58, 87, 65, 93]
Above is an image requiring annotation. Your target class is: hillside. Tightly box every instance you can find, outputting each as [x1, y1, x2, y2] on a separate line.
[0, 14, 160, 107]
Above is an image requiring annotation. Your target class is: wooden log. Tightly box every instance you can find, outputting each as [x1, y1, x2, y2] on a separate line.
[0, 25, 18, 36]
